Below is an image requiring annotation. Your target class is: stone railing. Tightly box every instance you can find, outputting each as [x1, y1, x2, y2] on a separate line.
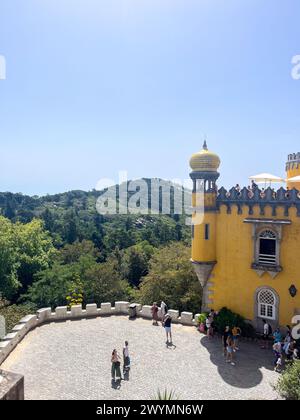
[0, 302, 200, 365]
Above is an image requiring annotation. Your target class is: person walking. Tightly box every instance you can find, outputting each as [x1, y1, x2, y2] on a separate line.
[151, 302, 159, 326]
[163, 313, 172, 344]
[226, 334, 235, 366]
[261, 319, 272, 349]
[232, 325, 241, 351]
[111, 349, 122, 382]
[123, 341, 130, 373]
[222, 326, 230, 357]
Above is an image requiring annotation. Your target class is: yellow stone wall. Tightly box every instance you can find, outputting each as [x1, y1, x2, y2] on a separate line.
[205, 204, 300, 326]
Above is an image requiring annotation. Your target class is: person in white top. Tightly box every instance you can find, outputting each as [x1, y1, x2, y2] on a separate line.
[123, 341, 130, 373]
[160, 301, 167, 323]
[261, 319, 271, 349]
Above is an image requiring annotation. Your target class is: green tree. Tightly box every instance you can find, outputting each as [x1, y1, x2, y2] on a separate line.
[121, 242, 155, 287]
[0, 216, 20, 300]
[84, 258, 129, 305]
[136, 242, 201, 313]
[15, 218, 56, 292]
[58, 240, 100, 264]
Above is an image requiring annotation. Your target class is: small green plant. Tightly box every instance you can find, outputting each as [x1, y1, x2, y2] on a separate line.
[197, 313, 208, 325]
[275, 360, 300, 400]
[66, 274, 84, 308]
[154, 389, 178, 400]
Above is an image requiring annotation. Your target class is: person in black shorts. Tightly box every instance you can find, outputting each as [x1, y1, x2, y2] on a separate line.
[222, 326, 230, 357]
[261, 319, 272, 349]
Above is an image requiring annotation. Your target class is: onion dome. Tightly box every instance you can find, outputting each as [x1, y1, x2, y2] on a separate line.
[190, 141, 220, 172]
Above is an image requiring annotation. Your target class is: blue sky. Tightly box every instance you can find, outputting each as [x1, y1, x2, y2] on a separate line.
[0, 0, 300, 195]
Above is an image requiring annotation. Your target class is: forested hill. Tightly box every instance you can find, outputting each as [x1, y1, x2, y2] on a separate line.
[0, 178, 191, 254]
[0, 179, 202, 320]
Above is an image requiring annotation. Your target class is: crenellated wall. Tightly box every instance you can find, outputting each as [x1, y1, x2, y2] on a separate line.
[217, 186, 300, 217]
[0, 303, 199, 366]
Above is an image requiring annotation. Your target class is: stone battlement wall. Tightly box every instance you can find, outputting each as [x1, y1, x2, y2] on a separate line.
[0, 302, 199, 365]
[217, 186, 300, 216]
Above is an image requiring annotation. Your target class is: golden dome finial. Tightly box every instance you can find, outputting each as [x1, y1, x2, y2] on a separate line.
[189, 142, 220, 172]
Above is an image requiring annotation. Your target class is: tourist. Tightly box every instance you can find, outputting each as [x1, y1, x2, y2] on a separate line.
[274, 353, 283, 373]
[251, 180, 258, 190]
[160, 301, 168, 323]
[232, 325, 241, 351]
[163, 313, 172, 344]
[273, 328, 282, 344]
[282, 331, 292, 353]
[151, 302, 159, 326]
[206, 315, 213, 339]
[273, 341, 282, 367]
[209, 309, 217, 321]
[226, 334, 235, 366]
[286, 341, 299, 361]
[111, 349, 122, 382]
[222, 326, 230, 357]
[261, 319, 272, 349]
[123, 341, 130, 373]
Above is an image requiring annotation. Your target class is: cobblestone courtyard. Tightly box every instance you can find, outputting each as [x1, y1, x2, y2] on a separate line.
[1, 316, 279, 400]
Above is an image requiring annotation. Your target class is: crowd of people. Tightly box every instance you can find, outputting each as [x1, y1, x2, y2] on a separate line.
[111, 304, 299, 383]
[260, 320, 299, 372]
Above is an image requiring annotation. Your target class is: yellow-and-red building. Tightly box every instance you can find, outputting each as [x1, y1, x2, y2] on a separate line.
[190, 143, 300, 329]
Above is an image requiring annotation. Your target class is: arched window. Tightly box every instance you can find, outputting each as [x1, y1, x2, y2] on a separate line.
[258, 289, 276, 320]
[258, 230, 277, 266]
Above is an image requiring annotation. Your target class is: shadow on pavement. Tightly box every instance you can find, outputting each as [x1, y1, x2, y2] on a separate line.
[200, 335, 275, 389]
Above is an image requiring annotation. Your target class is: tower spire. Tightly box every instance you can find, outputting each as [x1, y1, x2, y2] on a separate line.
[203, 139, 208, 150]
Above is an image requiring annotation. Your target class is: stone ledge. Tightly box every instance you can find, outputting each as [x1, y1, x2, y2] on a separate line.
[0, 302, 198, 366]
[0, 370, 24, 400]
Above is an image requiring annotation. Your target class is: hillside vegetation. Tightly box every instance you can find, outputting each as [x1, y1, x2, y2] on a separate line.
[0, 181, 201, 319]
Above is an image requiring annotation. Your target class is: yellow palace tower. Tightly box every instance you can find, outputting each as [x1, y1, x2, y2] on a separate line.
[189, 144, 300, 330]
[189, 141, 221, 312]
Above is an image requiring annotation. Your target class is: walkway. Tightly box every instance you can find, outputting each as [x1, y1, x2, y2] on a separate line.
[1, 316, 279, 400]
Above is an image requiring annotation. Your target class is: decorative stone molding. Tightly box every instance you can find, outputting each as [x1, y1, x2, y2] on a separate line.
[0, 302, 200, 366]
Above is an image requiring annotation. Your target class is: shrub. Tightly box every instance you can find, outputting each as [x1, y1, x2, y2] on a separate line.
[214, 307, 256, 338]
[197, 313, 208, 325]
[276, 361, 300, 400]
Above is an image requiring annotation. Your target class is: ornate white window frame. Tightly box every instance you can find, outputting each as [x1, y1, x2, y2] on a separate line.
[244, 218, 291, 278]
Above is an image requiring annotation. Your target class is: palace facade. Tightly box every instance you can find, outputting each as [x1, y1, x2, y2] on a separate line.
[190, 143, 300, 330]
